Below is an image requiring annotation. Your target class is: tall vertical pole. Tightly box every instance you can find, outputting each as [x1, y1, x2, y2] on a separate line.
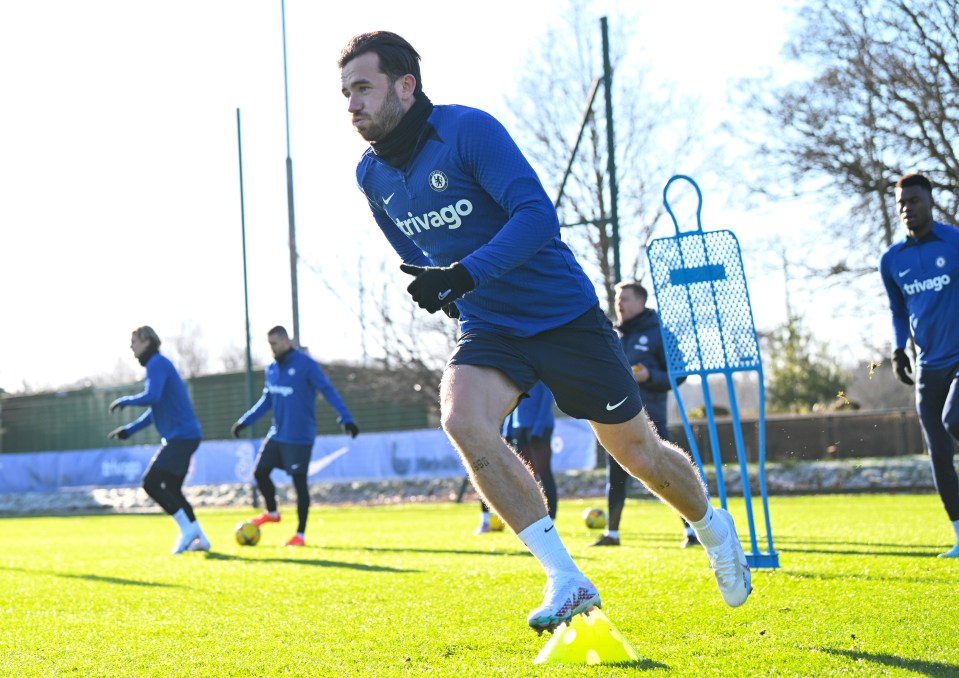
[601, 17, 621, 284]
[237, 107, 258, 509]
[236, 109, 255, 411]
[281, 0, 301, 345]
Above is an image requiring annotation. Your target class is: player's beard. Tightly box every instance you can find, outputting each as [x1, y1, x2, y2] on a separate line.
[357, 87, 405, 143]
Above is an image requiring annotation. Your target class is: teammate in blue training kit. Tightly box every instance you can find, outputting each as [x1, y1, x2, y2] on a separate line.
[592, 281, 695, 548]
[338, 31, 751, 633]
[880, 173, 959, 558]
[108, 325, 210, 554]
[231, 326, 359, 547]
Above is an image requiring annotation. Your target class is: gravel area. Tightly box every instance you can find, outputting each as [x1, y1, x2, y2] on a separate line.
[0, 456, 937, 516]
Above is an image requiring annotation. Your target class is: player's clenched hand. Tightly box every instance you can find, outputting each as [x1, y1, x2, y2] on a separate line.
[231, 421, 246, 439]
[108, 426, 129, 440]
[342, 422, 360, 438]
[109, 398, 124, 413]
[892, 348, 914, 386]
[400, 263, 474, 313]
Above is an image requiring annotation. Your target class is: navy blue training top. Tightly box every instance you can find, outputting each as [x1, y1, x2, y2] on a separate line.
[356, 104, 599, 336]
[114, 352, 202, 441]
[237, 349, 354, 446]
[879, 221, 959, 370]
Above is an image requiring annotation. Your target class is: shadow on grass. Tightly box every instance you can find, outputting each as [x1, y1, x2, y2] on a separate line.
[202, 551, 415, 572]
[784, 569, 952, 585]
[822, 648, 959, 677]
[319, 544, 534, 558]
[0, 564, 183, 588]
[777, 545, 940, 558]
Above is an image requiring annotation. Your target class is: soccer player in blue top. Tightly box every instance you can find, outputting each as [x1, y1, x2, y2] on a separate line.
[107, 325, 209, 554]
[231, 326, 359, 547]
[880, 173, 959, 558]
[339, 31, 751, 633]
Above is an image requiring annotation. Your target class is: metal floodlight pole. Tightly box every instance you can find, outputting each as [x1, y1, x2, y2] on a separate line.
[601, 16, 621, 284]
[236, 107, 259, 508]
[236, 109, 254, 402]
[280, 0, 301, 346]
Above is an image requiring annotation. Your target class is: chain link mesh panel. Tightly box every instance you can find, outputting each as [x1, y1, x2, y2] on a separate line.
[648, 230, 761, 375]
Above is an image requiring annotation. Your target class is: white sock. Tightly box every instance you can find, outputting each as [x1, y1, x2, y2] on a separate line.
[479, 511, 490, 527]
[952, 519, 959, 542]
[518, 517, 581, 579]
[605, 530, 620, 539]
[295, 532, 305, 539]
[172, 509, 191, 532]
[690, 505, 729, 548]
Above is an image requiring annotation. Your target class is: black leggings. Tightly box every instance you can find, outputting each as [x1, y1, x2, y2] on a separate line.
[255, 466, 311, 534]
[142, 467, 195, 522]
[916, 364, 959, 521]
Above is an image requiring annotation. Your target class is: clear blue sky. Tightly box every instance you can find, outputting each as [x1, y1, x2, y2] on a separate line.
[2, 0, 880, 393]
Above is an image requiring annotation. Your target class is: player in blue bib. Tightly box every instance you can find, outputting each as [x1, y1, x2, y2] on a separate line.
[339, 31, 751, 633]
[879, 173, 959, 558]
[232, 326, 359, 547]
[108, 325, 208, 554]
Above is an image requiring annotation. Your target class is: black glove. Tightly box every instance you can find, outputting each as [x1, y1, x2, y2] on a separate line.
[109, 398, 123, 413]
[231, 421, 246, 439]
[892, 348, 914, 386]
[108, 426, 129, 440]
[400, 263, 475, 313]
[442, 302, 460, 320]
[342, 422, 360, 438]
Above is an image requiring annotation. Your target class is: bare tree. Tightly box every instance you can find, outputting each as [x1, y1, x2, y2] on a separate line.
[168, 320, 209, 379]
[736, 0, 959, 282]
[506, 0, 710, 314]
[300, 254, 452, 399]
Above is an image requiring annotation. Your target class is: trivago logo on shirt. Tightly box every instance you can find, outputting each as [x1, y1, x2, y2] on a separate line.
[903, 274, 951, 295]
[267, 385, 294, 397]
[395, 199, 473, 236]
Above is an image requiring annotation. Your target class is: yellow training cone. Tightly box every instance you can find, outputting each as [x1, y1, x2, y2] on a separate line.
[533, 608, 642, 665]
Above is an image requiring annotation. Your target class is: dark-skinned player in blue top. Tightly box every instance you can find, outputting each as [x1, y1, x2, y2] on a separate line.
[338, 31, 751, 634]
[880, 173, 959, 558]
[231, 326, 359, 547]
[108, 325, 209, 554]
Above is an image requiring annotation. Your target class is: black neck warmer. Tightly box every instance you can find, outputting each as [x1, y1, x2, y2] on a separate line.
[371, 92, 434, 168]
[138, 345, 159, 367]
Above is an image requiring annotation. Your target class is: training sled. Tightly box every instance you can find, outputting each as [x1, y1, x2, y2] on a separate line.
[647, 175, 779, 569]
[534, 609, 643, 665]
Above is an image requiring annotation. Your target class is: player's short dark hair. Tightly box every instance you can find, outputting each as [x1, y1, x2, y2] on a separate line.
[615, 281, 648, 302]
[896, 173, 933, 195]
[338, 31, 423, 96]
[268, 326, 289, 339]
[132, 325, 161, 349]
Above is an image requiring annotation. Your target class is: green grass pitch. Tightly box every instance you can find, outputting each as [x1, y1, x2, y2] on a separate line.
[0, 494, 957, 677]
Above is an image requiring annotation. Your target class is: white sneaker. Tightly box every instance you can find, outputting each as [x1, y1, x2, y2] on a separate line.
[186, 535, 211, 552]
[527, 573, 601, 633]
[171, 526, 200, 555]
[706, 509, 752, 607]
[938, 544, 959, 558]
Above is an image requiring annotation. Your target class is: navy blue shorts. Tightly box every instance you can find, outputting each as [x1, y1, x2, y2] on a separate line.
[146, 438, 200, 477]
[256, 438, 313, 476]
[449, 305, 643, 424]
